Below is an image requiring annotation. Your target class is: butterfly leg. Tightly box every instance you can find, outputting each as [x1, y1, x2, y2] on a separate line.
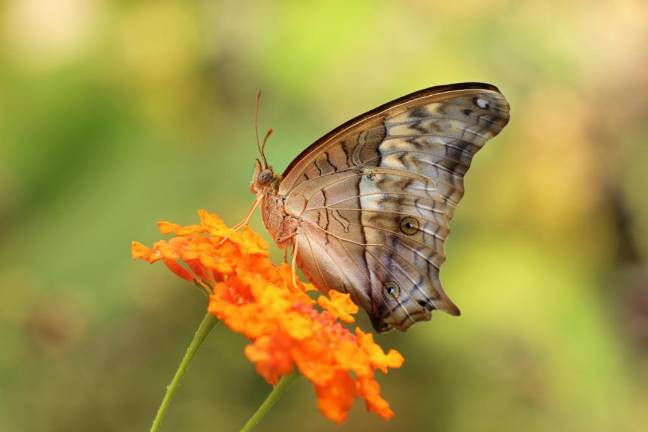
[276, 231, 299, 287]
[219, 195, 262, 245]
[291, 239, 299, 288]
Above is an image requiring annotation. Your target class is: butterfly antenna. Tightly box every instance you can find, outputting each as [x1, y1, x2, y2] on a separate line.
[261, 128, 273, 160]
[255, 90, 268, 169]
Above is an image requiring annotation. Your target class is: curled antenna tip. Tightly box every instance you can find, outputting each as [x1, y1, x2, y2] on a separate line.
[261, 128, 273, 158]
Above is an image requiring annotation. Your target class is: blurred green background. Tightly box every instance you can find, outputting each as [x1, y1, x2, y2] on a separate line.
[1, 0, 647, 431]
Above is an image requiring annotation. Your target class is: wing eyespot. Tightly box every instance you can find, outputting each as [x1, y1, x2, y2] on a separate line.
[399, 216, 420, 235]
[383, 281, 401, 299]
[417, 299, 435, 311]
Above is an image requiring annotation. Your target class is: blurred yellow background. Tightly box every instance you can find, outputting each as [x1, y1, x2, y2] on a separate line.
[1, 0, 647, 431]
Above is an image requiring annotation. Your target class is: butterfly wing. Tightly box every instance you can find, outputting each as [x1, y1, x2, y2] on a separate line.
[279, 83, 510, 332]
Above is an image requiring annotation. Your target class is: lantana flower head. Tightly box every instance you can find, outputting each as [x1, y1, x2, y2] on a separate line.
[132, 209, 404, 423]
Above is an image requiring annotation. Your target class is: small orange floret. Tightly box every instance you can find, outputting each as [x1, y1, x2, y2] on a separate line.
[132, 209, 403, 423]
[318, 291, 359, 324]
[131, 241, 157, 261]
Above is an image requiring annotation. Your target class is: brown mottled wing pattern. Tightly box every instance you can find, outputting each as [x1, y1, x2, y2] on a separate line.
[279, 83, 510, 332]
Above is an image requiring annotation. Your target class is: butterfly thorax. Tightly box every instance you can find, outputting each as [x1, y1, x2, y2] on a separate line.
[251, 164, 298, 249]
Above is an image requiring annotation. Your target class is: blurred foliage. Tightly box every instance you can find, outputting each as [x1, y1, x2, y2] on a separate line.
[1, 0, 647, 431]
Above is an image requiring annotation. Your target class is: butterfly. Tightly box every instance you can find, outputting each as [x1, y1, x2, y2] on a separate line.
[249, 83, 510, 332]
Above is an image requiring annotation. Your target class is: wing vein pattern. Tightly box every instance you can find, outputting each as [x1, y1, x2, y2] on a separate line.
[278, 83, 510, 331]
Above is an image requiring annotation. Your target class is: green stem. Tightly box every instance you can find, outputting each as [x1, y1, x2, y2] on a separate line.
[150, 312, 219, 432]
[239, 372, 299, 432]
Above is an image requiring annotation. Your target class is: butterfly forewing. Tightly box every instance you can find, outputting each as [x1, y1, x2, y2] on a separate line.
[274, 83, 510, 332]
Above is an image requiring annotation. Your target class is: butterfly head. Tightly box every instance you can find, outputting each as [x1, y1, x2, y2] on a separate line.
[250, 159, 279, 194]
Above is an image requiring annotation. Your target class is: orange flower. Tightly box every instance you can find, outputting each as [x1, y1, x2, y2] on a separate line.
[132, 209, 404, 423]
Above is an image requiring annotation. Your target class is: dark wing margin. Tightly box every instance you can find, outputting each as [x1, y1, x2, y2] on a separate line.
[282, 82, 503, 179]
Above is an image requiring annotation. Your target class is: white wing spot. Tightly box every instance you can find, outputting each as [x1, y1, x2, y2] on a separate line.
[476, 98, 489, 109]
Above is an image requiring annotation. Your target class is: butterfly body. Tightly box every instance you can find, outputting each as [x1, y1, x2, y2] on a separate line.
[259, 182, 292, 245]
[251, 83, 510, 332]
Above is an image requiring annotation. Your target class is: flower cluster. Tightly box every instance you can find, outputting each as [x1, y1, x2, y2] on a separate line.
[132, 209, 404, 423]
